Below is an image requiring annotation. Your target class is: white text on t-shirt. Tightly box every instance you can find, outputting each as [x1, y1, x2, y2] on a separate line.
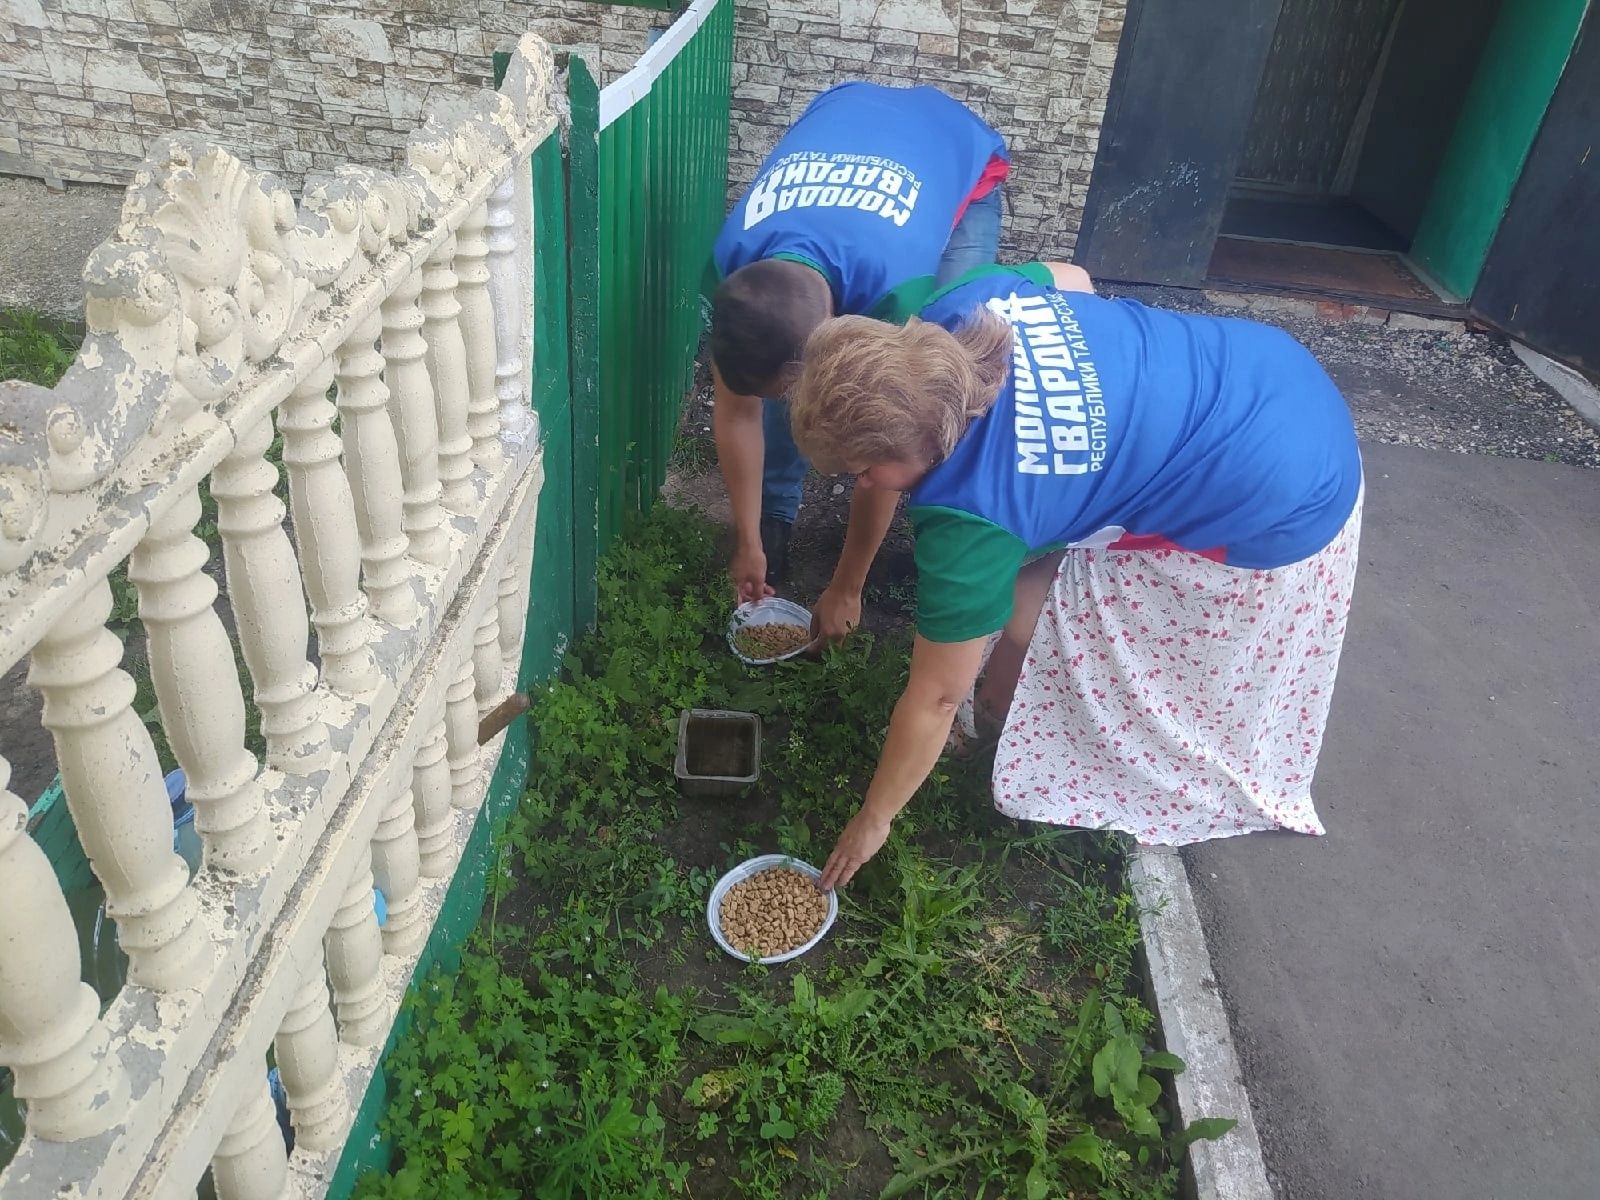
[986, 290, 1107, 476]
[744, 152, 924, 230]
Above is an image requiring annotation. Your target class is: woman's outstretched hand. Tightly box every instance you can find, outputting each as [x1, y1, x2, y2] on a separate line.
[818, 636, 990, 890]
[809, 583, 862, 647]
[818, 806, 892, 890]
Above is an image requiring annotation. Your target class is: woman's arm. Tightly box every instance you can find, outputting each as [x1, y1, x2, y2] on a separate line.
[818, 634, 990, 889]
[812, 484, 901, 645]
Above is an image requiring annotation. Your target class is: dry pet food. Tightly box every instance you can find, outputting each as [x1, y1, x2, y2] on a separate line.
[717, 866, 828, 958]
[734, 622, 811, 659]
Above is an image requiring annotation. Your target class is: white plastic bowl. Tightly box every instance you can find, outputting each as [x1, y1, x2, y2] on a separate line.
[727, 597, 815, 665]
[707, 854, 838, 965]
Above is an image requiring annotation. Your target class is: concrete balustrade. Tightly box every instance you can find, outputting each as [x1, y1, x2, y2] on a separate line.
[0, 33, 555, 1200]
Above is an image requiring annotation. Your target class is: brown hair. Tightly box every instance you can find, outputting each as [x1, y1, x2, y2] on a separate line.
[710, 260, 833, 396]
[789, 308, 1012, 474]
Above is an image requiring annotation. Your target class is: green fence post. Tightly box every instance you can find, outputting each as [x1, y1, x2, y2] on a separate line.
[597, 115, 624, 549]
[630, 94, 651, 518]
[524, 131, 578, 680]
[492, 50, 577, 681]
[566, 57, 602, 634]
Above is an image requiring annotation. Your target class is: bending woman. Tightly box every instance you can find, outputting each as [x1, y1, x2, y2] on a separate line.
[792, 264, 1363, 889]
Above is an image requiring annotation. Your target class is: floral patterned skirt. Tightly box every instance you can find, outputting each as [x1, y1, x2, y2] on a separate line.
[989, 492, 1363, 846]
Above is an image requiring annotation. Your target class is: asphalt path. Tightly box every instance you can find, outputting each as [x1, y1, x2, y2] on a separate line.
[1186, 442, 1600, 1200]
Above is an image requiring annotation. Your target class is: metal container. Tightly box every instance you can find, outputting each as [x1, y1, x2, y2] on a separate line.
[675, 708, 761, 796]
[707, 854, 837, 964]
[727, 597, 814, 665]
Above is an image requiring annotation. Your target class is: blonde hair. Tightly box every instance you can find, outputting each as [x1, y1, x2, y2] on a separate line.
[789, 309, 1012, 475]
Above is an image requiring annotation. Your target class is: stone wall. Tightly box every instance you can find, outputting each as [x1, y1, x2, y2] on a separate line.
[0, 0, 661, 190]
[728, 0, 1126, 259]
[0, 0, 1125, 256]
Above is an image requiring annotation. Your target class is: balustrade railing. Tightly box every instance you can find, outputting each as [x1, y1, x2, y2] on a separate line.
[0, 34, 558, 1200]
[0, 0, 736, 1185]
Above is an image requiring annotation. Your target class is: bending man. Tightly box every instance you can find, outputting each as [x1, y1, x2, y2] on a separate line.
[708, 81, 1008, 641]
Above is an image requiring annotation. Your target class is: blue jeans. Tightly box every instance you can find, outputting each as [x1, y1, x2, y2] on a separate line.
[761, 187, 1005, 523]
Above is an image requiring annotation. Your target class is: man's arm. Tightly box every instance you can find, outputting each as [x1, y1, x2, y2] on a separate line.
[812, 484, 901, 644]
[710, 362, 774, 603]
[1041, 261, 1095, 293]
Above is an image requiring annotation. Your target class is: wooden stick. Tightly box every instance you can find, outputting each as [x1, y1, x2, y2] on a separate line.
[477, 693, 529, 745]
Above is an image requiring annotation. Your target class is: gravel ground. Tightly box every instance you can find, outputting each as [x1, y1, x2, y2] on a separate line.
[0, 176, 125, 321]
[1114, 283, 1600, 469]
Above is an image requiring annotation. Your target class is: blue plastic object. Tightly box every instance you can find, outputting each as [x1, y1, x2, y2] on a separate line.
[87, 769, 202, 1000]
[267, 1067, 294, 1152]
[165, 768, 202, 876]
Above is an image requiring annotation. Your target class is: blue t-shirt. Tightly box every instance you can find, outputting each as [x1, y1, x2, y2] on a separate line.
[908, 267, 1361, 641]
[712, 82, 1008, 316]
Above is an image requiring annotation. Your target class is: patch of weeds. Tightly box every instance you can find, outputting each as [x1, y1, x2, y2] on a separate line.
[863, 577, 918, 614]
[377, 947, 692, 1198]
[356, 505, 1233, 1200]
[0, 310, 78, 386]
[670, 422, 717, 475]
[1001, 833, 1146, 994]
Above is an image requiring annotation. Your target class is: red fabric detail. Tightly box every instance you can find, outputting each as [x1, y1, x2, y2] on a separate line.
[1108, 532, 1229, 564]
[951, 154, 1011, 226]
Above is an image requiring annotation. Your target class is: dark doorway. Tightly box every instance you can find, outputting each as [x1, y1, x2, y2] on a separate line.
[1075, 0, 1285, 287]
[1473, 13, 1600, 373]
[1228, 0, 1408, 251]
[1209, 0, 1501, 302]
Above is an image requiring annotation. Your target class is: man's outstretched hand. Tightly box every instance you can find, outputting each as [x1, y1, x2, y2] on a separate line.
[731, 544, 775, 605]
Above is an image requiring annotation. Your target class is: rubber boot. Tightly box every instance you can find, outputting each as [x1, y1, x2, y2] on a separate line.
[760, 515, 792, 587]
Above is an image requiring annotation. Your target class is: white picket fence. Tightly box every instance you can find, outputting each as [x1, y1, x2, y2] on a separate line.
[0, 33, 558, 1200]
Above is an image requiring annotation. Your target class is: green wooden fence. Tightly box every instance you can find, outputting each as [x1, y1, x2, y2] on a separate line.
[596, 0, 735, 547]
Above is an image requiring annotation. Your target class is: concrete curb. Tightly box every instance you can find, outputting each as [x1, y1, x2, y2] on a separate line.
[1130, 846, 1274, 1200]
[1510, 340, 1600, 433]
[1202, 287, 1466, 333]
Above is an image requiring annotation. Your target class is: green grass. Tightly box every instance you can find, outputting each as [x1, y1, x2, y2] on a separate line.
[354, 506, 1232, 1200]
[670, 417, 718, 475]
[0, 309, 78, 387]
